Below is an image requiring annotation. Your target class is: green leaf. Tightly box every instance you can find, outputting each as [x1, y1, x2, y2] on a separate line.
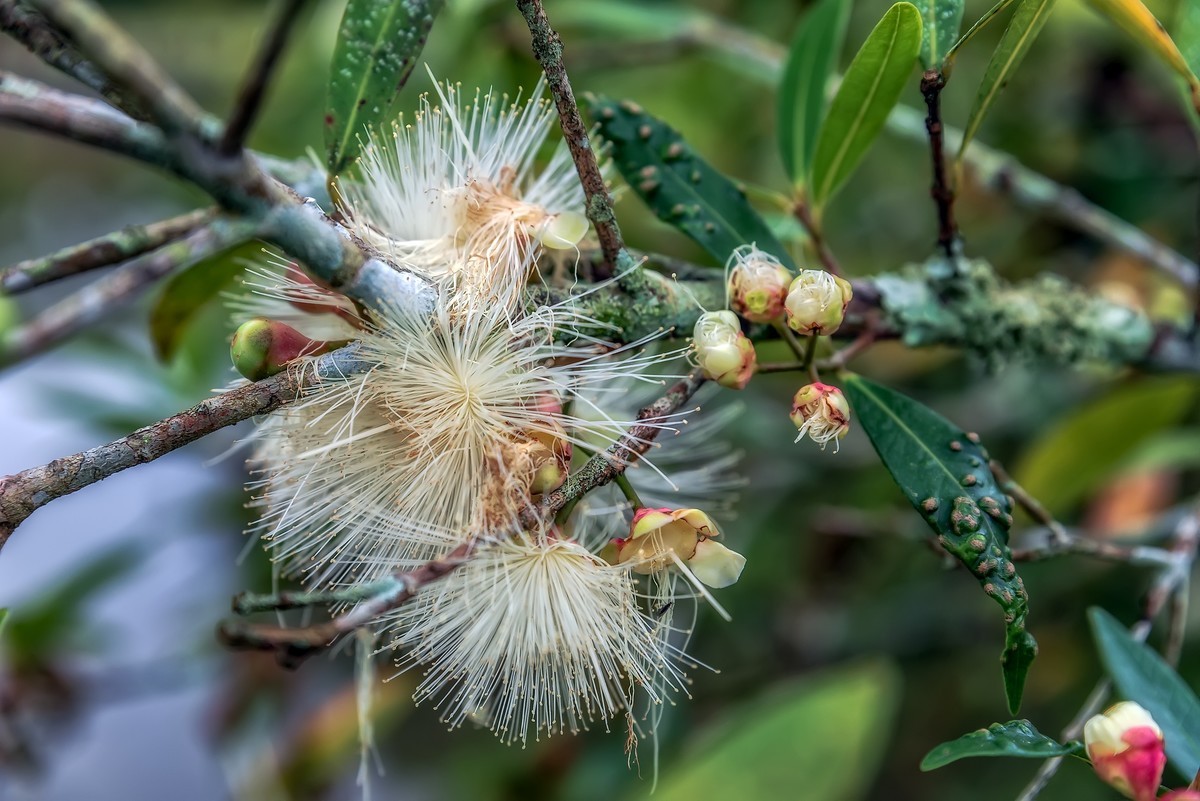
[1090, 607, 1200, 778]
[0, 608, 8, 640]
[921, 720, 1083, 770]
[913, 0, 966, 69]
[809, 3, 922, 209]
[777, 0, 851, 185]
[1013, 377, 1198, 517]
[842, 374, 1036, 713]
[943, 0, 1017, 75]
[587, 97, 795, 269]
[652, 662, 900, 801]
[1085, 0, 1200, 95]
[149, 243, 259, 362]
[1179, 0, 1200, 75]
[325, 0, 444, 177]
[957, 0, 1057, 162]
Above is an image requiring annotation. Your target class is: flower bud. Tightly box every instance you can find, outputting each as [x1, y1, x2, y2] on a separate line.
[784, 270, 853, 336]
[536, 210, 590, 250]
[1084, 701, 1165, 801]
[613, 507, 746, 587]
[728, 245, 792, 323]
[528, 423, 572, 495]
[231, 318, 332, 381]
[692, 311, 756, 390]
[791, 382, 851, 450]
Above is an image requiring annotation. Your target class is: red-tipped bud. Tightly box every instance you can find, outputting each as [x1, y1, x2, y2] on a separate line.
[612, 507, 746, 587]
[1084, 702, 1165, 801]
[231, 318, 332, 381]
[728, 245, 792, 323]
[692, 311, 756, 390]
[790, 382, 851, 450]
[784, 270, 853, 336]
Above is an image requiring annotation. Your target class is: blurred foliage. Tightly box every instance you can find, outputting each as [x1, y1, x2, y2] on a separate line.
[2, 0, 1200, 799]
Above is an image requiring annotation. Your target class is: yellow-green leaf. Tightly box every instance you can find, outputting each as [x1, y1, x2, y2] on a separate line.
[913, 0, 966, 70]
[810, 3, 922, 209]
[1012, 377, 1198, 517]
[957, 0, 1057, 163]
[1086, 0, 1200, 106]
[777, 0, 851, 185]
[325, 0, 444, 177]
[652, 662, 900, 801]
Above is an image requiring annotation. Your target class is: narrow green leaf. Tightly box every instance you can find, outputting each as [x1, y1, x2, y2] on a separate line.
[777, 0, 851, 184]
[943, 0, 1017, 75]
[588, 97, 795, 269]
[1013, 377, 1198, 517]
[325, 0, 444, 177]
[1086, 0, 1200, 94]
[843, 374, 1036, 713]
[810, 3, 922, 209]
[957, 0, 1057, 162]
[0, 609, 8, 640]
[1090, 607, 1200, 778]
[921, 720, 1082, 770]
[653, 662, 900, 801]
[913, 0, 966, 69]
[1179, 0, 1200, 75]
[149, 243, 259, 362]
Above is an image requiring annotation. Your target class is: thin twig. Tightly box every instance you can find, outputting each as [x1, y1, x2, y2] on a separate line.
[991, 459, 1070, 547]
[219, 0, 308, 155]
[920, 69, 957, 257]
[218, 540, 476, 667]
[793, 200, 842, 276]
[0, 344, 372, 546]
[231, 581, 395, 616]
[27, 0, 209, 138]
[1015, 509, 1200, 801]
[0, 219, 256, 368]
[0, 208, 215, 293]
[532, 370, 707, 523]
[0, 0, 150, 120]
[515, 0, 631, 275]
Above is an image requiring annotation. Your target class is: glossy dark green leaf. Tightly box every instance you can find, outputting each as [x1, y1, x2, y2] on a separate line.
[777, 0, 851, 184]
[913, 0, 965, 69]
[1090, 607, 1200, 777]
[810, 3, 922, 208]
[958, 0, 1056, 162]
[325, 0, 443, 176]
[588, 97, 795, 269]
[921, 720, 1082, 770]
[843, 374, 1035, 713]
[653, 662, 900, 801]
[149, 243, 259, 362]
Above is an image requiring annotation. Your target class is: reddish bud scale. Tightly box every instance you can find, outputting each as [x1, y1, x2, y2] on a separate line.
[231, 318, 333, 381]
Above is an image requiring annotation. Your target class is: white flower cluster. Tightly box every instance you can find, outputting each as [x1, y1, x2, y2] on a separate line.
[234, 75, 747, 750]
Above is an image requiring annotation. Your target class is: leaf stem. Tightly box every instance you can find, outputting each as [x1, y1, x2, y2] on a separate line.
[614, 472, 643, 510]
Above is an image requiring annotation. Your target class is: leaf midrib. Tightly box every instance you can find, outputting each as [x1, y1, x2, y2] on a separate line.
[330, 0, 405, 172]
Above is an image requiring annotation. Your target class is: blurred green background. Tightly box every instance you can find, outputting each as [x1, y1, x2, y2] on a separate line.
[1, 0, 1199, 799]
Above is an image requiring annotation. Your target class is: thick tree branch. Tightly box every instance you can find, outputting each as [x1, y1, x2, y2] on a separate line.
[26, 0, 209, 139]
[219, 0, 308, 155]
[0, 0, 149, 120]
[0, 345, 373, 545]
[0, 218, 256, 368]
[0, 208, 215, 293]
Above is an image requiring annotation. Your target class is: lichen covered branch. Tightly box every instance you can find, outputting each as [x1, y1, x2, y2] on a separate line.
[0, 207, 216, 293]
[0, 345, 373, 545]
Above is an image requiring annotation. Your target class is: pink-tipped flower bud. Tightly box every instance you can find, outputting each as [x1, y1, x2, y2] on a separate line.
[1084, 702, 1165, 801]
[613, 507, 746, 588]
[728, 245, 792, 323]
[528, 422, 573, 495]
[784, 270, 853, 336]
[791, 382, 851, 450]
[693, 311, 756, 390]
[231, 318, 332, 381]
